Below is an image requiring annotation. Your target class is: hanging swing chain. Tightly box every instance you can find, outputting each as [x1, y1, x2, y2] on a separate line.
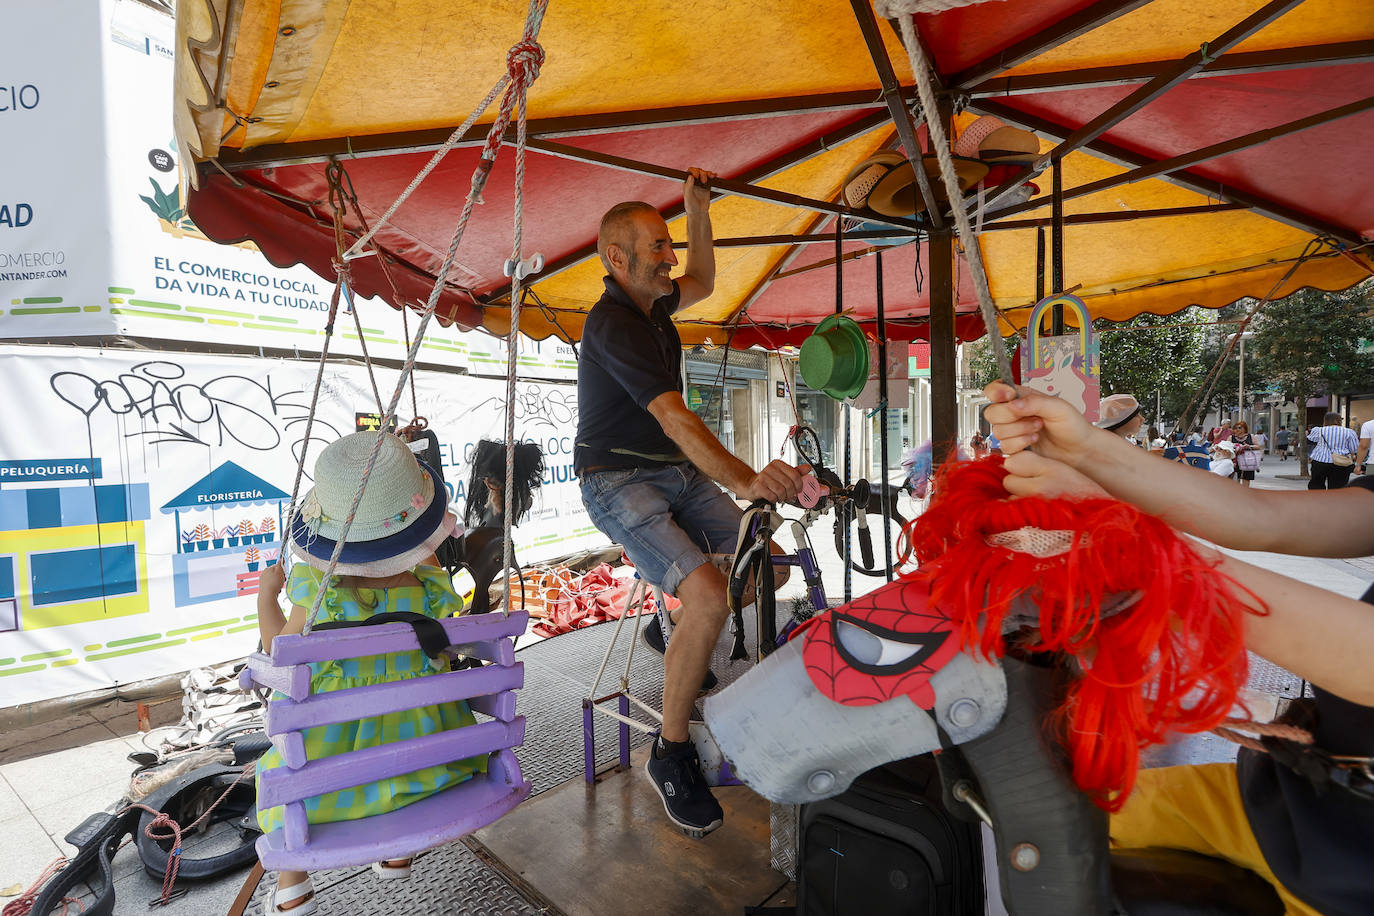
[875, 1, 1012, 386]
[1175, 237, 1326, 434]
[325, 161, 386, 416]
[301, 0, 550, 634]
[501, 10, 549, 615]
[279, 259, 350, 586]
[332, 160, 424, 423]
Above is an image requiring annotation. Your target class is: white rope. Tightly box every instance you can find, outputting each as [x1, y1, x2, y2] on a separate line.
[340, 80, 511, 260]
[873, 0, 1014, 384]
[300, 0, 551, 633]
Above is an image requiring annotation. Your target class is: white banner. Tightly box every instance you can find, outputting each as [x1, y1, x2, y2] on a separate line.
[0, 0, 577, 382]
[0, 0, 113, 334]
[0, 345, 603, 707]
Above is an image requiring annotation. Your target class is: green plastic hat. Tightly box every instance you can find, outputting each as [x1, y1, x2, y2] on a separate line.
[799, 315, 869, 401]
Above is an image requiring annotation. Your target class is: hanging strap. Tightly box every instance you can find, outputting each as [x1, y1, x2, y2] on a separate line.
[312, 611, 451, 662]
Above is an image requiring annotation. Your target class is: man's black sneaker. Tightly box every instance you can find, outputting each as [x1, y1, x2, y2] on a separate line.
[642, 615, 718, 692]
[645, 737, 724, 838]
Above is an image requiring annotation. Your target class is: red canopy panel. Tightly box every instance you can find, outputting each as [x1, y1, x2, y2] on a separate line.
[994, 63, 1374, 238]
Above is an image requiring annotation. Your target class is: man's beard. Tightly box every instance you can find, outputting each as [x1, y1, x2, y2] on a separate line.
[627, 251, 672, 296]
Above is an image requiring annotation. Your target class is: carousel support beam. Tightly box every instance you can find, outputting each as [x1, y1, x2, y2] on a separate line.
[929, 228, 958, 464]
[973, 0, 1309, 215]
[850, 0, 945, 228]
[525, 139, 918, 227]
[949, 0, 1156, 88]
[210, 92, 907, 171]
[962, 40, 1374, 98]
[483, 111, 892, 303]
[986, 96, 1374, 223]
[981, 203, 1247, 231]
[973, 100, 1366, 247]
[1045, 0, 1310, 163]
[671, 229, 917, 249]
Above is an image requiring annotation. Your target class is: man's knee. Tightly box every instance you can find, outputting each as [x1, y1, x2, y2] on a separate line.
[675, 562, 730, 626]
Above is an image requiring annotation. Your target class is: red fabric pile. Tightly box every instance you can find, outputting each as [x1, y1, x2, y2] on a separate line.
[500, 563, 680, 638]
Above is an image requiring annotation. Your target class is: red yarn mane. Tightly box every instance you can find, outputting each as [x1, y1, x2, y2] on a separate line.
[904, 457, 1256, 810]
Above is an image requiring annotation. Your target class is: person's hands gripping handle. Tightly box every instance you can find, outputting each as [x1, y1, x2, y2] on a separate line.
[739, 460, 809, 506]
[983, 382, 1098, 466]
[983, 382, 1110, 500]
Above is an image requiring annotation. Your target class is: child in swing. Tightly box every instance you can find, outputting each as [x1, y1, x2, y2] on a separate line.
[254, 432, 485, 915]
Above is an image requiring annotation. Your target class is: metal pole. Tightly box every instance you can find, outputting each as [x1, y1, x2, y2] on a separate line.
[1238, 336, 1245, 424]
[929, 229, 958, 463]
[844, 405, 852, 603]
[1051, 163, 1065, 335]
[876, 251, 893, 582]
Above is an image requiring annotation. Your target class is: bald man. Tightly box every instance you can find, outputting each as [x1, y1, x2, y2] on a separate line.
[575, 168, 805, 837]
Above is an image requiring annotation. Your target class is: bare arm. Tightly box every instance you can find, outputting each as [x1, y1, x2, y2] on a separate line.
[985, 382, 1374, 557]
[1359, 436, 1370, 467]
[646, 390, 804, 503]
[675, 168, 716, 310]
[256, 563, 310, 653]
[1204, 545, 1374, 705]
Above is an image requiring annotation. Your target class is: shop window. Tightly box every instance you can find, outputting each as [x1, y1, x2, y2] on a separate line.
[29, 544, 138, 606]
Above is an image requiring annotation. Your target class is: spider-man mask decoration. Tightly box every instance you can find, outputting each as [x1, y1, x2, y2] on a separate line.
[799, 577, 961, 709]
[704, 576, 1005, 805]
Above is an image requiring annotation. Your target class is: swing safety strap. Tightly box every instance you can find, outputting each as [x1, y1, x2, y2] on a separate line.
[312, 612, 451, 663]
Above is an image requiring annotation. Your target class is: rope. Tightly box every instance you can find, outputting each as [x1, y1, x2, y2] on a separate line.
[280, 271, 348, 584]
[303, 0, 550, 633]
[333, 160, 422, 420]
[326, 162, 385, 414]
[120, 762, 255, 908]
[342, 79, 511, 261]
[1, 859, 82, 916]
[874, 1, 1013, 386]
[501, 7, 548, 615]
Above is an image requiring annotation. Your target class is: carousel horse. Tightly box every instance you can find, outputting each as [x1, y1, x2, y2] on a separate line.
[706, 459, 1283, 915]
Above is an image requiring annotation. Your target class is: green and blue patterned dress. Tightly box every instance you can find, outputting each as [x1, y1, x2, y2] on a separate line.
[255, 564, 488, 832]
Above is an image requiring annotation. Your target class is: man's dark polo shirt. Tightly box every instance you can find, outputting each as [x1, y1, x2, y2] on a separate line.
[574, 276, 689, 474]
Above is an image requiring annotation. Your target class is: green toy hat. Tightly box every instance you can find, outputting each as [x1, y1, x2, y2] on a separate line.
[799, 315, 870, 401]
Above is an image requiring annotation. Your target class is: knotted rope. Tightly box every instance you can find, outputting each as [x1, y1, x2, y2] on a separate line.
[873, 0, 1013, 385]
[304, 0, 550, 632]
[500, 21, 547, 613]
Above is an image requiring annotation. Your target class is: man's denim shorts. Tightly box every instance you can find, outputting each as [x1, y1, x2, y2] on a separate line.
[579, 463, 743, 596]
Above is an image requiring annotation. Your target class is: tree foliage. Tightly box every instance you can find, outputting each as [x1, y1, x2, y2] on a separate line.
[1095, 311, 1210, 428]
[1249, 283, 1374, 406]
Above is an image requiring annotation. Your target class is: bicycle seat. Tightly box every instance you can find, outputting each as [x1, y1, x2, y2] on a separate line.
[1110, 847, 1284, 915]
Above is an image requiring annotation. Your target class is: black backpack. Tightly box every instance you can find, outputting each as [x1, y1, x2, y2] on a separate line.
[797, 754, 983, 915]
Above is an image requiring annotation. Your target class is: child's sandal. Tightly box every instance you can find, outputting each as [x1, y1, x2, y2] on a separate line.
[371, 858, 413, 880]
[270, 878, 317, 915]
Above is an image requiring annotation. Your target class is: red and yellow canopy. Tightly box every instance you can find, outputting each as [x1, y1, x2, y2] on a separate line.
[174, 0, 1374, 346]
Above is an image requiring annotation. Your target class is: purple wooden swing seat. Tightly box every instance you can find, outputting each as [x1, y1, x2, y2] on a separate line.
[240, 611, 532, 871]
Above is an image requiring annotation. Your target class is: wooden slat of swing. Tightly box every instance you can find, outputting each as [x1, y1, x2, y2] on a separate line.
[243, 655, 312, 700]
[265, 662, 524, 734]
[260, 748, 531, 870]
[257, 716, 526, 809]
[268, 612, 529, 667]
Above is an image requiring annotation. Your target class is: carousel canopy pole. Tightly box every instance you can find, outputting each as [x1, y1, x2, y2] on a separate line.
[1051, 162, 1066, 335]
[929, 227, 957, 464]
[876, 250, 894, 582]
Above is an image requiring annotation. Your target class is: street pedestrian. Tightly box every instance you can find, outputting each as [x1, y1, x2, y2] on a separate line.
[1358, 415, 1374, 475]
[1275, 426, 1292, 460]
[1307, 412, 1359, 490]
[1232, 420, 1259, 488]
